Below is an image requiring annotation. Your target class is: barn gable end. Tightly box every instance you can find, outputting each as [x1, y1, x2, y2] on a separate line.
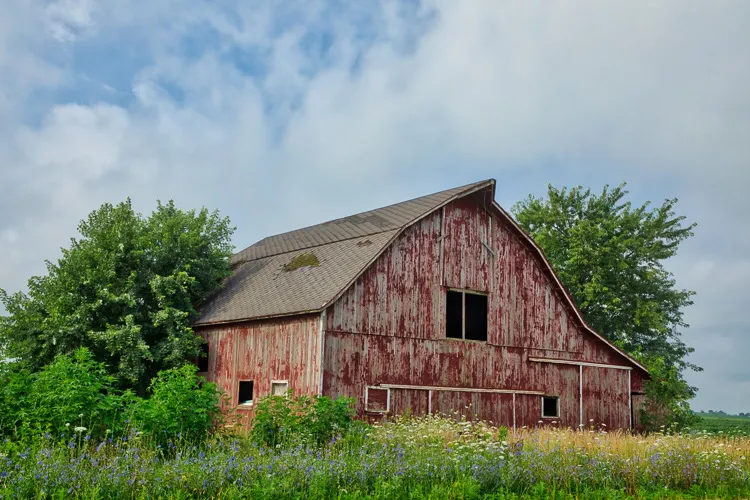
[323, 192, 646, 429]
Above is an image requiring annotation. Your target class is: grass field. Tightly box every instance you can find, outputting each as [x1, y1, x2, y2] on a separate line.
[2, 416, 750, 498]
[691, 413, 750, 435]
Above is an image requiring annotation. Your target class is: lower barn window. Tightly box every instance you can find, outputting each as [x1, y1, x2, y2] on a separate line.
[271, 380, 289, 396]
[542, 396, 559, 418]
[197, 342, 209, 372]
[238, 381, 254, 406]
[445, 290, 488, 341]
[366, 387, 390, 413]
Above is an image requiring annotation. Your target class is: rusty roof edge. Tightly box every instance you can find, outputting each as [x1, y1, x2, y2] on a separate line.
[193, 308, 324, 328]
[490, 200, 649, 375]
[320, 179, 497, 314]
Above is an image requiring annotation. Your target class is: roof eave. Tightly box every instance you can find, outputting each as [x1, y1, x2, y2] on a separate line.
[192, 308, 324, 328]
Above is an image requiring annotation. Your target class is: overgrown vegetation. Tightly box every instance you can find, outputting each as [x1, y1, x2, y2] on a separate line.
[250, 392, 356, 447]
[2, 413, 750, 499]
[0, 199, 234, 394]
[0, 348, 221, 445]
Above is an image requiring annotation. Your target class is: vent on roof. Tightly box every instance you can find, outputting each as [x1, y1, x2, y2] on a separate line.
[356, 239, 373, 247]
[283, 253, 320, 272]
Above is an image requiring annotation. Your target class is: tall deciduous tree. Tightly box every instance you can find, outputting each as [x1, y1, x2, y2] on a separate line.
[0, 199, 234, 393]
[512, 184, 699, 426]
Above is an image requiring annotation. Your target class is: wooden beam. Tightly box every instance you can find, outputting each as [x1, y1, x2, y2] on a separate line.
[528, 357, 633, 370]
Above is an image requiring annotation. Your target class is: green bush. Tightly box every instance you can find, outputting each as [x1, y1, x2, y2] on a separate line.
[127, 364, 222, 446]
[251, 392, 355, 448]
[0, 348, 126, 440]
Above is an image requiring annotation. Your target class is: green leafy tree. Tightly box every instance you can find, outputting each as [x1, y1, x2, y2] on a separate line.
[512, 184, 699, 427]
[0, 199, 234, 393]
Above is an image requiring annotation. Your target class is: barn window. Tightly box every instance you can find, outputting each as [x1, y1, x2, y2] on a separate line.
[542, 396, 559, 418]
[197, 342, 209, 372]
[446, 290, 488, 341]
[271, 380, 289, 396]
[365, 387, 390, 413]
[238, 381, 254, 406]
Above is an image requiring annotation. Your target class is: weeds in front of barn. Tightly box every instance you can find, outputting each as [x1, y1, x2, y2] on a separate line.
[2, 414, 750, 499]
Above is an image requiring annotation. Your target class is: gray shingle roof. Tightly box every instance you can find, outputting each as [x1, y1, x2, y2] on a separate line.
[195, 179, 494, 325]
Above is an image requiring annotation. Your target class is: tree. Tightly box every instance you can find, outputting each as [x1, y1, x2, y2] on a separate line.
[512, 184, 699, 426]
[0, 199, 234, 393]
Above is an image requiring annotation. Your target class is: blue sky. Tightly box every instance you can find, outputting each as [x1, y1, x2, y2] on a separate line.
[1, 0, 749, 412]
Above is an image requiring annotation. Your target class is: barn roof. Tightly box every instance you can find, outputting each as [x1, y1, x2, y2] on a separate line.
[195, 179, 493, 326]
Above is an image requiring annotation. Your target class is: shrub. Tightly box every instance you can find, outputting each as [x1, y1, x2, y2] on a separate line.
[127, 364, 221, 446]
[0, 363, 32, 436]
[251, 392, 355, 448]
[0, 348, 125, 439]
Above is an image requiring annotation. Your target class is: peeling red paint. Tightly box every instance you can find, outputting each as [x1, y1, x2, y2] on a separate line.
[323, 194, 645, 430]
[199, 189, 647, 431]
[197, 314, 321, 418]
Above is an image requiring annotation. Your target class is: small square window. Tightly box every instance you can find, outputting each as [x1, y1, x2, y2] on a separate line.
[542, 396, 559, 418]
[197, 342, 209, 372]
[271, 381, 288, 396]
[238, 381, 254, 406]
[366, 387, 390, 413]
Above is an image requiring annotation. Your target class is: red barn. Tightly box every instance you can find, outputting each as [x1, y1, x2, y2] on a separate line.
[195, 180, 648, 430]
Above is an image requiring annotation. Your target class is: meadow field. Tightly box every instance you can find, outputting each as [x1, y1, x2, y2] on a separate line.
[2, 415, 750, 499]
[691, 413, 750, 435]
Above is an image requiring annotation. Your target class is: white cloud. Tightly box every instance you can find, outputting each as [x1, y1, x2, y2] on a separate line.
[44, 0, 99, 42]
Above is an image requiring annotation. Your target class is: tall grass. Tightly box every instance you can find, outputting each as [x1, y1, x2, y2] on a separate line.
[1, 415, 749, 499]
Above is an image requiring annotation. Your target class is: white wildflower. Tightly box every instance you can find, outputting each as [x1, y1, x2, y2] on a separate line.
[74, 426, 87, 433]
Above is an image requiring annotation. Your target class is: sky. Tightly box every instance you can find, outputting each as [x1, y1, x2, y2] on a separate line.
[0, 0, 748, 412]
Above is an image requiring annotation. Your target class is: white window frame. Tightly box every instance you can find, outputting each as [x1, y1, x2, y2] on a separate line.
[541, 396, 559, 418]
[238, 380, 254, 406]
[446, 288, 489, 341]
[271, 380, 289, 397]
[365, 386, 391, 413]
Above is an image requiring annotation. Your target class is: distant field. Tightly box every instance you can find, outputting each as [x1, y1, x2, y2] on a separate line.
[692, 412, 750, 434]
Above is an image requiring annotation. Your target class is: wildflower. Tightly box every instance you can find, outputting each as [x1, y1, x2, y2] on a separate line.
[78, 413, 84, 418]
[74, 426, 87, 433]
[65, 423, 70, 427]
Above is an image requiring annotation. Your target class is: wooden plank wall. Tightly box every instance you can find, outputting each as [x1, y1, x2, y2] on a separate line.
[324, 194, 643, 429]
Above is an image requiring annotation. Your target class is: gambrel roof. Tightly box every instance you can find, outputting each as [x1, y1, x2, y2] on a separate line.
[195, 179, 647, 373]
[195, 180, 492, 326]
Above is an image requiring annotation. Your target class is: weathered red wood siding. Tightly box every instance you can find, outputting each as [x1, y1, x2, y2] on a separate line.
[324, 194, 643, 429]
[197, 314, 321, 416]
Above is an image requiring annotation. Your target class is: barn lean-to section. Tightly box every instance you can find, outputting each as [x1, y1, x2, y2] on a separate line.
[195, 179, 647, 429]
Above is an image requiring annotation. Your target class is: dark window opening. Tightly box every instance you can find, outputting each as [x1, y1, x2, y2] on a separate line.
[542, 396, 559, 418]
[445, 290, 488, 341]
[464, 293, 488, 341]
[238, 381, 254, 405]
[197, 342, 209, 372]
[446, 291, 463, 338]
